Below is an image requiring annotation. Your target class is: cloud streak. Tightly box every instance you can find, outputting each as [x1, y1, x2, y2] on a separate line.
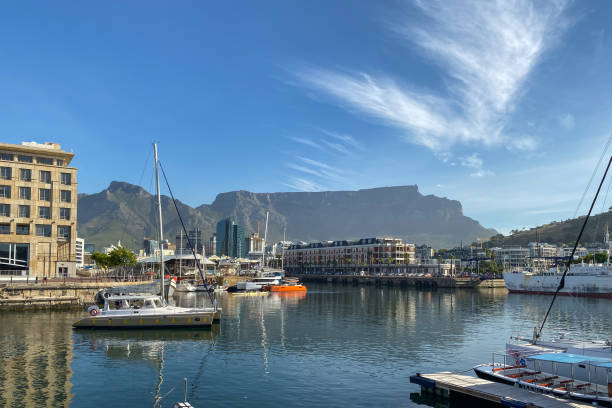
[290, 0, 567, 154]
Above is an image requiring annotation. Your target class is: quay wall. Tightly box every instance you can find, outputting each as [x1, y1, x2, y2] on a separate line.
[0, 280, 154, 310]
[292, 274, 482, 288]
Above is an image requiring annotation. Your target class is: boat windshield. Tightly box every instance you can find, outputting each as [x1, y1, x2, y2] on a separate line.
[107, 300, 130, 310]
[142, 298, 163, 308]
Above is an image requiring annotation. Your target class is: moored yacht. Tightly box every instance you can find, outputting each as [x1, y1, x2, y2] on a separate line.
[73, 294, 219, 328]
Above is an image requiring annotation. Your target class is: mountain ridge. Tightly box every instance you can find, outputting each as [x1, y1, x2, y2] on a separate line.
[77, 181, 497, 251]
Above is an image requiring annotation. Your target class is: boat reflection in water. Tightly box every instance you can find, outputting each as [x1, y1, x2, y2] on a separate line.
[74, 326, 220, 407]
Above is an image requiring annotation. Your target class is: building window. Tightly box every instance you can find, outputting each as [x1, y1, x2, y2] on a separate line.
[0, 152, 14, 161]
[39, 170, 51, 183]
[59, 208, 70, 220]
[16, 224, 29, 235]
[60, 173, 71, 185]
[18, 205, 30, 218]
[0, 223, 10, 234]
[37, 157, 54, 165]
[18, 155, 33, 163]
[0, 167, 11, 180]
[56, 159, 64, 166]
[0, 204, 9, 217]
[20, 168, 31, 181]
[19, 187, 31, 200]
[57, 225, 71, 240]
[60, 190, 71, 203]
[39, 206, 51, 219]
[39, 188, 51, 201]
[0, 186, 10, 199]
[36, 224, 52, 237]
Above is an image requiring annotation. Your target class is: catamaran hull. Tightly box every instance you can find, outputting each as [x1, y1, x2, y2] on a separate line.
[73, 311, 220, 329]
[503, 272, 612, 298]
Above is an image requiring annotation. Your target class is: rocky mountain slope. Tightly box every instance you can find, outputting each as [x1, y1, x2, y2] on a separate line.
[77, 182, 497, 250]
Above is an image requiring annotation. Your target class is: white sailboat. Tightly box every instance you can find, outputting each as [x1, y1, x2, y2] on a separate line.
[73, 143, 220, 328]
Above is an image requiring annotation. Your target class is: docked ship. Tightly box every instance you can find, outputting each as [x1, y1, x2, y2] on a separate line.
[503, 263, 612, 298]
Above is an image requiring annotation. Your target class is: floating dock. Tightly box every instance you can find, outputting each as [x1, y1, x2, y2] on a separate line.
[410, 372, 593, 407]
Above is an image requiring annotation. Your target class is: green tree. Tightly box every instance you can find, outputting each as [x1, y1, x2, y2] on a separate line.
[91, 252, 110, 271]
[108, 247, 137, 268]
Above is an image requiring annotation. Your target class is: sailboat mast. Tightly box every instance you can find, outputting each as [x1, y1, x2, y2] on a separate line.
[281, 227, 285, 271]
[179, 229, 182, 278]
[154, 142, 165, 301]
[262, 211, 269, 269]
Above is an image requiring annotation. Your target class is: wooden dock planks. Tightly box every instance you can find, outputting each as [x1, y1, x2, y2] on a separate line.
[411, 372, 593, 408]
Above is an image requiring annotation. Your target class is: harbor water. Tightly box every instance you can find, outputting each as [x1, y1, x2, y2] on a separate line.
[0, 283, 610, 407]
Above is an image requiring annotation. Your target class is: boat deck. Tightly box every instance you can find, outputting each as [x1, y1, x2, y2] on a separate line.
[410, 372, 594, 407]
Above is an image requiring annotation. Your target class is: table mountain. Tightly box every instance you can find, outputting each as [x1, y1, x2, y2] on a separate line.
[77, 182, 496, 251]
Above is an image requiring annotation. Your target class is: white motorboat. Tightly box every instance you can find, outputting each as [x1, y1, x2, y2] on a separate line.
[73, 294, 220, 328]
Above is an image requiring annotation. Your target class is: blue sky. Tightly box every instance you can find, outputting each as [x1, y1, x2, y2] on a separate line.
[1, 1, 612, 234]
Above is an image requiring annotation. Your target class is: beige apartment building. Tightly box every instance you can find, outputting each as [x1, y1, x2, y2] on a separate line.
[0, 141, 77, 279]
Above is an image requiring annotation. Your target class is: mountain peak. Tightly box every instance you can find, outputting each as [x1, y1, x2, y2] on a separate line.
[107, 181, 149, 195]
[78, 181, 496, 250]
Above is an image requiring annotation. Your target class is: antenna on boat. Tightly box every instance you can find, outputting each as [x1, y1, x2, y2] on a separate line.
[535, 154, 612, 342]
[153, 142, 166, 304]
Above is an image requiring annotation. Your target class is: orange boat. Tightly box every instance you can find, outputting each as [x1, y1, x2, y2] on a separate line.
[268, 284, 307, 292]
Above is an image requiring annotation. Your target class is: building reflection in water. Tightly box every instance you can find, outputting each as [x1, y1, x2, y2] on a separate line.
[0, 311, 75, 407]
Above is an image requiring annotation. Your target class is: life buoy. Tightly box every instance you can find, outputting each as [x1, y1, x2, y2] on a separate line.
[88, 306, 100, 316]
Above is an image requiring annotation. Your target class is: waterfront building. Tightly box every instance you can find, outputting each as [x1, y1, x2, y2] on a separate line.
[528, 242, 557, 258]
[175, 228, 203, 254]
[245, 232, 264, 254]
[490, 246, 529, 268]
[216, 217, 245, 258]
[415, 244, 434, 262]
[285, 237, 416, 269]
[143, 238, 158, 256]
[75, 237, 84, 268]
[272, 240, 293, 257]
[528, 242, 558, 268]
[0, 141, 77, 279]
[204, 234, 216, 257]
[557, 245, 589, 259]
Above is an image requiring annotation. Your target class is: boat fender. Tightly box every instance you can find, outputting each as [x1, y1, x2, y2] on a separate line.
[88, 306, 100, 316]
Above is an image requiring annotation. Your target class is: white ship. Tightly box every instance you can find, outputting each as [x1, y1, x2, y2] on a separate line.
[503, 264, 612, 298]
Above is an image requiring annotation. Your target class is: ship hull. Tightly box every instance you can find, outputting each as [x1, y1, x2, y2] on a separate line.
[503, 270, 612, 298]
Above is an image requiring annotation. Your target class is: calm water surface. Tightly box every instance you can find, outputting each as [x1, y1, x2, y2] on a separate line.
[0, 284, 610, 407]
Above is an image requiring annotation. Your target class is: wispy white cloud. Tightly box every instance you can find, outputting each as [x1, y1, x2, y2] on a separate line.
[289, 136, 322, 150]
[290, 1, 568, 154]
[317, 128, 365, 151]
[283, 155, 352, 192]
[321, 140, 351, 155]
[286, 163, 322, 177]
[282, 177, 324, 192]
[459, 153, 494, 178]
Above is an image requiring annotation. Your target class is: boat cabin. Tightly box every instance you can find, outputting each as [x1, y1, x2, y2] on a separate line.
[103, 294, 165, 312]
